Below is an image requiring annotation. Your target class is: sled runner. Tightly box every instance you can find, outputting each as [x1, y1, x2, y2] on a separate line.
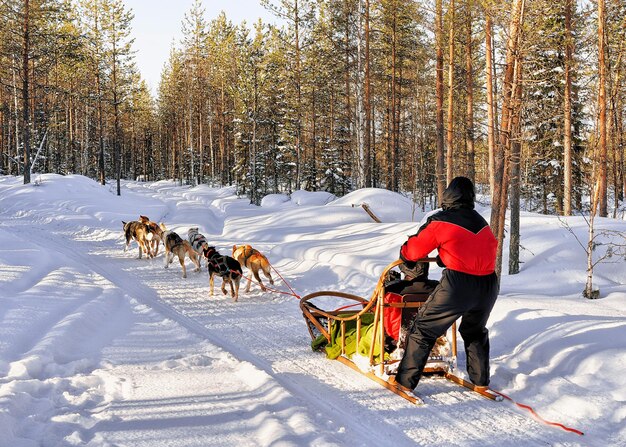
[300, 259, 502, 404]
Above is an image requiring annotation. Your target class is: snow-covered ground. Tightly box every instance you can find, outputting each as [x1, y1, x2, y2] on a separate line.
[0, 174, 624, 447]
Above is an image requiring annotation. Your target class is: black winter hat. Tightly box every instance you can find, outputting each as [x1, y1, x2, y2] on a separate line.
[442, 176, 475, 210]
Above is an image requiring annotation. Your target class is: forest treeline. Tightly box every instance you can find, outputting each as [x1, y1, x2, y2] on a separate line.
[1, 2, 624, 230]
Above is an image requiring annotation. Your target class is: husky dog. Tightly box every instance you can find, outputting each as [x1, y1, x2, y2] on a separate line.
[205, 246, 242, 301]
[160, 223, 200, 278]
[232, 244, 274, 292]
[187, 227, 210, 267]
[122, 220, 154, 259]
[139, 215, 164, 257]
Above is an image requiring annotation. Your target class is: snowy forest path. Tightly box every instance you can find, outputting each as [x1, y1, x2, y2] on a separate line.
[0, 181, 581, 446]
[1, 211, 417, 446]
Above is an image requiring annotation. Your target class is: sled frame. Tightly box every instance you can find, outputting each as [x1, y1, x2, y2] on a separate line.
[300, 260, 501, 403]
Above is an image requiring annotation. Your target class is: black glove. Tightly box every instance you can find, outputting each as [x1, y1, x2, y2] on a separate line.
[384, 270, 401, 287]
[399, 262, 419, 280]
[436, 255, 446, 268]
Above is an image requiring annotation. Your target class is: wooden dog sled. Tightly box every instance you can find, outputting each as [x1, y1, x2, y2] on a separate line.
[300, 260, 502, 404]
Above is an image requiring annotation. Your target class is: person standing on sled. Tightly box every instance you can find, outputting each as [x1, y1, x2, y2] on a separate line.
[394, 176, 499, 392]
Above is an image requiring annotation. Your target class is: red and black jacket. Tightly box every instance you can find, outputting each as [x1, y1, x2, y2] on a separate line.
[400, 179, 497, 276]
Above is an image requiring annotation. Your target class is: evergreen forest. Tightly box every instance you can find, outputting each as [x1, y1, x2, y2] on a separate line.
[1, 0, 625, 276]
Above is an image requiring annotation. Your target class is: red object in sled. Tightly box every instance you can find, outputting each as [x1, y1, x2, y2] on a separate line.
[383, 291, 430, 340]
[383, 292, 403, 340]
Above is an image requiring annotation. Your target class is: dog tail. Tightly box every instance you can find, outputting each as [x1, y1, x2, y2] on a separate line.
[122, 221, 132, 243]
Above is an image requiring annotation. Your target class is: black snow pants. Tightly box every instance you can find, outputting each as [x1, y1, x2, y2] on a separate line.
[395, 268, 499, 390]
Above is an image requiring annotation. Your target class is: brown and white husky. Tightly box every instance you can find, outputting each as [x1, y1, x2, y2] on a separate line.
[232, 244, 274, 292]
[160, 223, 200, 278]
[122, 220, 154, 259]
[139, 215, 164, 257]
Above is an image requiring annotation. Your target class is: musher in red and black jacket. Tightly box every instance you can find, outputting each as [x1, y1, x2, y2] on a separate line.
[395, 176, 499, 391]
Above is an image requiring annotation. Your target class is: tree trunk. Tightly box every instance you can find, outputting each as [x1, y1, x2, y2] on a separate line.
[364, 0, 372, 187]
[446, 0, 455, 184]
[220, 82, 226, 185]
[491, 0, 525, 277]
[97, 76, 105, 185]
[563, 0, 574, 215]
[485, 10, 498, 199]
[371, 102, 377, 187]
[615, 92, 626, 211]
[508, 57, 523, 275]
[83, 103, 89, 175]
[112, 38, 121, 196]
[189, 100, 195, 185]
[609, 44, 624, 216]
[294, 0, 302, 190]
[12, 59, 20, 177]
[311, 86, 316, 188]
[435, 0, 446, 203]
[208, 98, 215, 179]
[585, 181, 601, 299]
[22, 0, 31, 184]
[465, 0, 475, 183]
[93, 11, 105, 186]
[391, 7, 398, 191]
[252, 76, 258, 202]
[597, 0, 607, 216]
[355, 0, 365, 189]
[68, 95, 75, 173]
[199, 111, 203, 183]
[386, 79, 391, 189]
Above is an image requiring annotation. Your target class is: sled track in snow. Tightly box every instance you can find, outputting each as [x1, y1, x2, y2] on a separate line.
[1, 198, 576, 446]
[3, 218, 415, 446]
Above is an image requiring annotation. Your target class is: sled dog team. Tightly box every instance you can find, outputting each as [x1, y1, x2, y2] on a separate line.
[122, 215, 274, 301]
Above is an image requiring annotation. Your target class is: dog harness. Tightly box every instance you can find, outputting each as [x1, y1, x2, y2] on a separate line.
[189, 233, 208, 252]
[168, 232, 184, 248]
[207, 251, 237, 276]
[241, 246, 258, 265]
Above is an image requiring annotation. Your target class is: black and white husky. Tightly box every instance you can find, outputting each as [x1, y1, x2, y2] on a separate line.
[187, 227, 210, 267]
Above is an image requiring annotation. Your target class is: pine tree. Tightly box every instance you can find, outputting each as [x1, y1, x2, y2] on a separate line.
[181, 0, 208, 185]
[80, 0, 108, 184]
[522, 1, 585, 215]
[100, 0, 134, 195]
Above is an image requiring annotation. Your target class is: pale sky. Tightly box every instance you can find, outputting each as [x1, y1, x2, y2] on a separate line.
[123, 0, 279, 95]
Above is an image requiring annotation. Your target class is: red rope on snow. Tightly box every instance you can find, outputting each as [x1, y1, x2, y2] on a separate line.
[232, 262, 302, 299]
[490, 390, 584, 436]
[212, 259, 301, 299]
[233, 269, 301, 299]
[263, 283, 301, 299]
[268, 262, 301, 299]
